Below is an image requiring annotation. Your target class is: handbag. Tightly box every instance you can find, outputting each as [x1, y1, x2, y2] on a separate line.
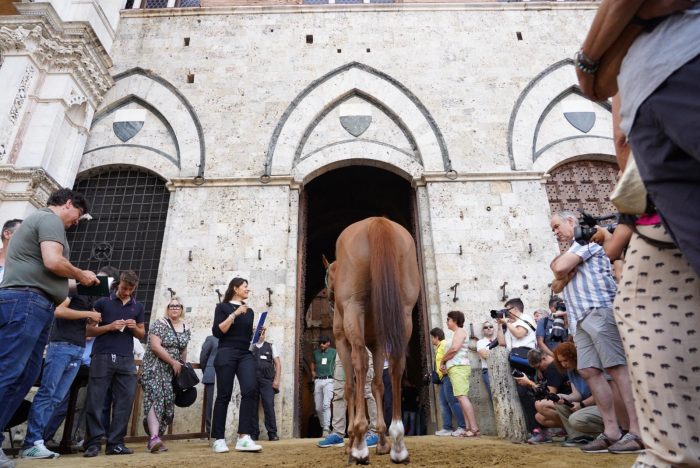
[165, 319, 200, 392]
[610, 154, 647, 215]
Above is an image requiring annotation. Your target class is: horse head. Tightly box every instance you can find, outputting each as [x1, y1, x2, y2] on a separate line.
[322, 254, 336, 304]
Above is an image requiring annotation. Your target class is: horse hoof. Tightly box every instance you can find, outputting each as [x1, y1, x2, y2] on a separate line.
[390, 447, 409, 464]
[391, 457, 410, 465]
[376, 443, 391, 455]
[348, 455, 370, 465]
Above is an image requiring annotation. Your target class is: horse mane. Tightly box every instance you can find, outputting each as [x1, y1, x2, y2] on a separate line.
[368, 217, 406, 361]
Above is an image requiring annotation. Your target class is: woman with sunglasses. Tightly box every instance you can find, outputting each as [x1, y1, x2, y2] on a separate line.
[140, 296, 191, 453]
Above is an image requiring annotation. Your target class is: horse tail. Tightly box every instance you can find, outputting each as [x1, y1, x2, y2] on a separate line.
[368, 217, 406, 362]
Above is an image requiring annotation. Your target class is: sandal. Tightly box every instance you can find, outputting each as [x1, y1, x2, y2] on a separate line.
[461, 429, 480, 438]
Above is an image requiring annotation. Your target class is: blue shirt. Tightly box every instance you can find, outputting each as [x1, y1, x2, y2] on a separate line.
[561, 242, 617, 334]
[567, 370, 591, 400]
[536, 316, 565, 352]
[92, 293, 145, 357]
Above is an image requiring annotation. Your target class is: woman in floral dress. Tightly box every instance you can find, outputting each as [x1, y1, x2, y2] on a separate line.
[141, 296, 190, 453]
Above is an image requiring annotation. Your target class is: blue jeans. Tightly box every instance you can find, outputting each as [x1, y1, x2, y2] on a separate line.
[23, 342, 84, 448]
[438, 375, 465, 430]
[482, 368, 493, 401]
[0, 289, 55, 439]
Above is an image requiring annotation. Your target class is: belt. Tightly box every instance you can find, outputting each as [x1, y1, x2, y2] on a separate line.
[316, 376, 332, 380]
[1, 286, 53, 303]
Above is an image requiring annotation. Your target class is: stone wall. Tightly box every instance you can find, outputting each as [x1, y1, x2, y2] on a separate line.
[73, 3, 612, 437]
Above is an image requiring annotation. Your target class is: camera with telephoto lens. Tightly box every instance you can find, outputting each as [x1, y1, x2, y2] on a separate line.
[490, 308, 509, 320]
[550, 301, 567, 342]
[532, 381, 573, 408]
[574, 211, 618, 244]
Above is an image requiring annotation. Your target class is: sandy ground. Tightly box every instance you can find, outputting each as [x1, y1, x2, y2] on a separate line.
[13, 436, 636, 468]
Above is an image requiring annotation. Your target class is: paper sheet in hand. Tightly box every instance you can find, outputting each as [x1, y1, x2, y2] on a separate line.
[76, 276, 111, 297]
[249, 311, 268, 351]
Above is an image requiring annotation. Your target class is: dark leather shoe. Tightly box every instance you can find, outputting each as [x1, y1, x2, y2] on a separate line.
[83, 445, 100, 457]
[106, 445, 134, 455]
[269, 434, 279, 441]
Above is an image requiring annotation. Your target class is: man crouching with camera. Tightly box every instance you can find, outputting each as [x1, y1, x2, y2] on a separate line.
[549, 211, 641, 454]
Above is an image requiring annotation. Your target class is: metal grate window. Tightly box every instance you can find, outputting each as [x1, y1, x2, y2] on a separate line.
[144, 0, 169, 8]
[67, 168, 171, 329]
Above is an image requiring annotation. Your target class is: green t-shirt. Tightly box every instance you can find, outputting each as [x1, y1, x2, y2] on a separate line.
[313, 347, 337, 378]
[1, 208, 69, 304]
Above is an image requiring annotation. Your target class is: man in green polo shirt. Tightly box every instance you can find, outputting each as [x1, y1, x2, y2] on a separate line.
[311, 336, 336, 437]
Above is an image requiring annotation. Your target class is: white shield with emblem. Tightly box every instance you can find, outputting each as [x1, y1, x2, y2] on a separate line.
[339, 103, 372, 137]
[113, 109, 146, 142]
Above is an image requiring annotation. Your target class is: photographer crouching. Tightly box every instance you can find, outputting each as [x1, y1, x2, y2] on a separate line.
[512, 348, 570, 444]
[549, 211, 641, 454]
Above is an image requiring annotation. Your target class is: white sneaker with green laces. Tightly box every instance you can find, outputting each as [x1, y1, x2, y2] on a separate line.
[21, 441, 59, 459]
[235, 435, 262, 452]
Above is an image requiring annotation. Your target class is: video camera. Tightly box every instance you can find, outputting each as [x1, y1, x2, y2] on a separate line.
[574, 210, 618, 244]
[531, 381, 573, 408]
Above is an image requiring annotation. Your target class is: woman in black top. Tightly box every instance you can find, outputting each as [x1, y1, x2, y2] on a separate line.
[210, 277, 261, 453]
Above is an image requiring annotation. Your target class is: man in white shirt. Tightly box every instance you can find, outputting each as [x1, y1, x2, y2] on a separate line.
[495, 298, 539, 439]
[476, 321, 496, 400]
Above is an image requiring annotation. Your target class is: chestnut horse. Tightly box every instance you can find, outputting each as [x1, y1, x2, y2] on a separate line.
[323, 217, 420, 464]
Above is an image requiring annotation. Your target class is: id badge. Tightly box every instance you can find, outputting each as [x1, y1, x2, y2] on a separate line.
[321, 357, 328, 365]
[260, 355, 268, 360]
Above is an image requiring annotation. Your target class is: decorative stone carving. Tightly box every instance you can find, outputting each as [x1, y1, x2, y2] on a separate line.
[0, 65, 35, 162]
[0, 3, 114, 108]
[68, 89, 88, 107]
[0, 165, 60, 208]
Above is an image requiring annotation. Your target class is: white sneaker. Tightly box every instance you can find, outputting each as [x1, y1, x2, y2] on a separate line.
[212, 439, 229, 453]
[21, 440, 59, 459]
[235, 435, 262, 452]
[0, 448, 16, 468]
[451, 428, 467, 437]
[435, 429, 452, 436]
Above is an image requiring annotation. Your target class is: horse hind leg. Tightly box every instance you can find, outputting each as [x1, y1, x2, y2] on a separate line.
[388, 355, 409, 464]
[348, 343, 370, 465]
[368, 344, 390, 456]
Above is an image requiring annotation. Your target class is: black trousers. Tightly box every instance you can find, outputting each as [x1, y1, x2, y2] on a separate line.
[204, 383, 215, 435]
[211, 348, 257, 439]
[251, 377, 277, 438]
[628, 53, 700, 278]
[84, 354, 136, 449]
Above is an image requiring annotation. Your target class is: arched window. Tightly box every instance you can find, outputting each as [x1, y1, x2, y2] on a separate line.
[66, 168, 171, 327]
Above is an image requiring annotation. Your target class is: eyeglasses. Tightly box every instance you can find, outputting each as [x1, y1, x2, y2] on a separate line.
[168, 304, 182, 310]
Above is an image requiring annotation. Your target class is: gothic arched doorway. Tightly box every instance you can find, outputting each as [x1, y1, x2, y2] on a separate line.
[294, 165, 429, 438]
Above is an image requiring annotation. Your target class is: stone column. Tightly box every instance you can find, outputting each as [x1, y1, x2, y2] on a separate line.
[487, 346, 527, 442]
[0, 2, 113, 212]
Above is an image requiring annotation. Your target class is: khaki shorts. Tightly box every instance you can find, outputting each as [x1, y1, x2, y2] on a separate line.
[574, 307, 626, 370]
[446, 365, 471, 397]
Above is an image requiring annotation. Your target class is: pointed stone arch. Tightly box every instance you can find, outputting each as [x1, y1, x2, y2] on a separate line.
[265, 62, 451, 182]
[508, 59, 615, 173]
[80, 67, 205, 180]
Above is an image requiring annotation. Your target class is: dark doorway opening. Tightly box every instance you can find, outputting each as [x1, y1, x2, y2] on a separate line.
[295, 165, 429, 438]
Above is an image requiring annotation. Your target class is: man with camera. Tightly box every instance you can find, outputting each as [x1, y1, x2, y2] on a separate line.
[536, 297, 568, 358]
[494, 298, 539, 438]
[549, 211, 641, 454]
[513, 348, 570, 444]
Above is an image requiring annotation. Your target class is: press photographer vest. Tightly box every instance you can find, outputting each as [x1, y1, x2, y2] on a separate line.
[252, 341, 276, 380]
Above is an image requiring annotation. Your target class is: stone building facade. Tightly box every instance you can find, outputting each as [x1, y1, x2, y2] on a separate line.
[0, 0, 617, 438]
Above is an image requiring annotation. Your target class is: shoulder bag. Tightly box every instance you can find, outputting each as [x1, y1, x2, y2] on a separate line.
[166, 319, 200, 391]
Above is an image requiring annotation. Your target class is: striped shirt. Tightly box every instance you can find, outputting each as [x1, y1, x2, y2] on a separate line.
[561, 242, 617, 334]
